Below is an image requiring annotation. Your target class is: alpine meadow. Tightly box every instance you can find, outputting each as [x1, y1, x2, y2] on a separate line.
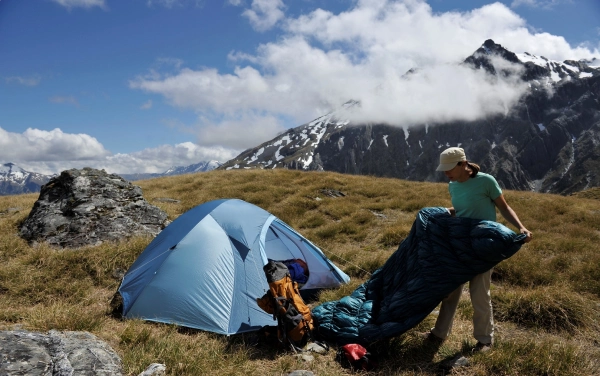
[1, 169, 599, 375]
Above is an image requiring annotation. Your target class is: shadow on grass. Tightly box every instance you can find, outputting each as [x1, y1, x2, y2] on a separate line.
[364, 335, 466, 375]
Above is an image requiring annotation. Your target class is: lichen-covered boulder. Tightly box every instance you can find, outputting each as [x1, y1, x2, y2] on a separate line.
[19, 167, 169, 248]
[0, 330, 123, 376]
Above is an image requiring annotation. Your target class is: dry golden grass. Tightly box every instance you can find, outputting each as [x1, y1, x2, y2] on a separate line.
[1, 169, 599, 375]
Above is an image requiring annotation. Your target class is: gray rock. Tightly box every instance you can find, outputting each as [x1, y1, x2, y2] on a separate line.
[153, 198, 180, 203]
[305, 342, 328, 354]
[0, 330, 123, 376]
[295, 353, 314, 362]
[287, 371, 314, 376]
[19, 168, 170, 249]
[319, 189, 345, 198]
[138, 363, 166, 376]
[443, 355, 470, 370]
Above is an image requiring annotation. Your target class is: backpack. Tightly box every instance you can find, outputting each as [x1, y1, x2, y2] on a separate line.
[256, 260, 314, 351]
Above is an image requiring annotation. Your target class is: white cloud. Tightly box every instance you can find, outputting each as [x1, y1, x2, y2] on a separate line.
[242, 0, 286, 31]
[147, 0, 183, 8]
[195, 113, 286, 149]
[0, 127, 110, 164]
[140, 100, 153, 110]
[101, 142, 237, 174]
[347, 61, 529, 126]
[0, 127, 237, 175]
[5, 75, 41, 86]
[51, 0, 106, 10]
[155, 57, 185, 69]
[49, 95, 79, 107]
[510, 0, 567, 9]
[130, 0, 600, 152]
[146, 0, 204, 8]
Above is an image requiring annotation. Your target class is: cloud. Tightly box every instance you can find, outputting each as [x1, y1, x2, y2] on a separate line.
[51, 0, 107, 10]
[146, 0, 205, 8]
[195, 113, 287, 149]
[5, 75, 41, 87]
[130, 0, 600, 152]
[101, 142, 237, 174]
[140, 100, 153, 110]
[347, 61, 529, 127]
[49, 95, 80, 107]
[0, 127, 237, 175]
[510, 0, 567, 9]
[242, 0, 286, 31]
[155, 57, 185, 69]
[0, 127, 110, 164]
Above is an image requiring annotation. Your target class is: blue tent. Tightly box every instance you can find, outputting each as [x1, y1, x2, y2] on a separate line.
[118, 198, 350, 335]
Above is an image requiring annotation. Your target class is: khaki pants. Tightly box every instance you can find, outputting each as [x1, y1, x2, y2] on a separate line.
[430, 269, 494, 344]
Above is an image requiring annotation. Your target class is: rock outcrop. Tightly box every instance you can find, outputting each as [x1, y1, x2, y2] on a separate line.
[0, 330, 122, 376]
[19, 168, 169, 248]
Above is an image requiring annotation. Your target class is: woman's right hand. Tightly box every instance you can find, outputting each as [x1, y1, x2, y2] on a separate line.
[520, 228, 533, 243]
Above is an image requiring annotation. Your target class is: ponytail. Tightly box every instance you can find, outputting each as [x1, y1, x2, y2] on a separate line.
[467, 162, 480, 177]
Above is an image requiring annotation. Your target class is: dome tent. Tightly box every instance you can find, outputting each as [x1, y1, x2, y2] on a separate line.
[118, 198, 350, 335]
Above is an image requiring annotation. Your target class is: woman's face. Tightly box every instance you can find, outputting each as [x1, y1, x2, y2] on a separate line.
[444, 162, 468, 182]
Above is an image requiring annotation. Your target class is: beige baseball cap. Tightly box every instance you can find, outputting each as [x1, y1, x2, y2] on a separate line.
[436, 147, 466, 171]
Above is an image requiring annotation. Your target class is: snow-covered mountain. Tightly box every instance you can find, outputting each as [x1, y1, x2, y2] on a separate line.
[219, 40, 600, 195]
[0, 163, 55, 196]
[119, 160, 222, 182]
[0, 161, 222, 196]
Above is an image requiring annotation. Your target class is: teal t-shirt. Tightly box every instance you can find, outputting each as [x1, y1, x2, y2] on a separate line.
[449, 172, 502, 221]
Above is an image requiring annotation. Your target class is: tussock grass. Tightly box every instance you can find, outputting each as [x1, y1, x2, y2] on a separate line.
[494, 286, 599, 334]
[1, 169, 599, 375]
[477, 338, 598, 376]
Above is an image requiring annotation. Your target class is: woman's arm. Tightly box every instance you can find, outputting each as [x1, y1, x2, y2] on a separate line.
[493, 195, 532, 243]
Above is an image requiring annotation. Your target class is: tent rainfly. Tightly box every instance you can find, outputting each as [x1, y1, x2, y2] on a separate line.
[118, 198, 350, 335]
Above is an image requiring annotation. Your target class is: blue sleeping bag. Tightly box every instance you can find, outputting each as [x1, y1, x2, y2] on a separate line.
[312, 207, 526, 345]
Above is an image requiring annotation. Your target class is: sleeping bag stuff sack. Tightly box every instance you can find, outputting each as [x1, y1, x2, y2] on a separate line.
[312, 207, 526, 345]
[257, 260, 314, 349]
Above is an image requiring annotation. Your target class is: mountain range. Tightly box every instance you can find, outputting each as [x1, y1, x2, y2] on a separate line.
[220, 39, 600, 195]
[0, 163, 55, 196]
[2, 39, 599, 196]
[0, 161, 221, 196]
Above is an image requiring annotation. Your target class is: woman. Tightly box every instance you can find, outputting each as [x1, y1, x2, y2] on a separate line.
[425, 147, 532, 352]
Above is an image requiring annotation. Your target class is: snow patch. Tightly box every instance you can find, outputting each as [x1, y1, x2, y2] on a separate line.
[537, 123, 546, 131]
[383, 135, 389, 147]
[579, 72, 593, 78]
[248, 147, 265, 163]
[516, 52, 548, 68]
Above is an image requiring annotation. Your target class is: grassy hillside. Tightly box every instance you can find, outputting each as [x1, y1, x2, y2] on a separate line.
[1, 169, 599, 375]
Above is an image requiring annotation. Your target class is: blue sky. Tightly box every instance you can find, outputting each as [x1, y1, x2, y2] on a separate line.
[1, 0, 599, 175]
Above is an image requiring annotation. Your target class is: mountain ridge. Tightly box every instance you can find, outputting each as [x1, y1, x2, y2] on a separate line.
[219, 39, 600, 195]
[0, 160, 222, 196]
